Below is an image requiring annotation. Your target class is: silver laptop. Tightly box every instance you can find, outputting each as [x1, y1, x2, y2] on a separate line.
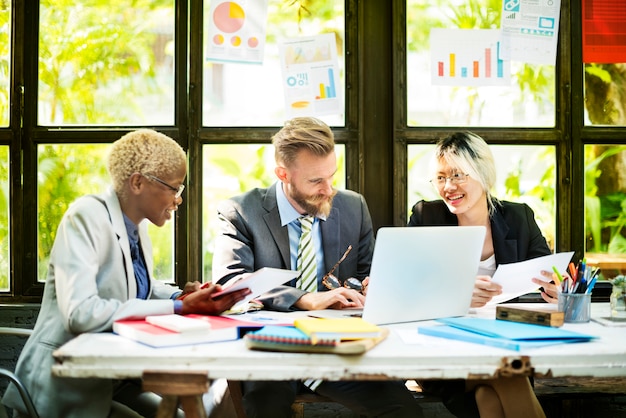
[361, 226, 485, 325]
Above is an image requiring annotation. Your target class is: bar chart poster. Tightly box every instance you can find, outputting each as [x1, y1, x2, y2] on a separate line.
[205, 0, 269, 64]
[430, 29, 510, 87]
[279, 33, 343, 118]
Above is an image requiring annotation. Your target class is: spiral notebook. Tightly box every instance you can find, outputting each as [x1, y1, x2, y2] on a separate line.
[244, 325, 389, 355]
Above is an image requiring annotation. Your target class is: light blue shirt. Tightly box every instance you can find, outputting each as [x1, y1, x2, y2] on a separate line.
[275, 181, 325, 285]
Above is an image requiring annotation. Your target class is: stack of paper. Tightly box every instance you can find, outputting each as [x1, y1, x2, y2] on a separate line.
[418, 317, 596, 351]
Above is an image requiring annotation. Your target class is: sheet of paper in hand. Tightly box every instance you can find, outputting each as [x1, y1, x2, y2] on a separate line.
[488, 252, 574, 305]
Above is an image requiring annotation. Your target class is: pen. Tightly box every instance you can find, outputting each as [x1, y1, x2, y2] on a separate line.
[585, 277, 597, 294]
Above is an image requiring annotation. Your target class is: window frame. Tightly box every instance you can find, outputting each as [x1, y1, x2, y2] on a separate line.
[1, 0, 625, 303]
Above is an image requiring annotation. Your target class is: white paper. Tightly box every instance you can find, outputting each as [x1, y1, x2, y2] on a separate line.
[430, 29, 511, 87]
[500, 0, 561, 65]
[279, 33, 343, 118]
[214, 267, 298, 309]
[488, 251, 574, 305]
[205, 0, 269, 64]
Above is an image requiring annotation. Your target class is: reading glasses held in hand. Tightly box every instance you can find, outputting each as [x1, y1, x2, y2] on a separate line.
[322, 245, 364, 294]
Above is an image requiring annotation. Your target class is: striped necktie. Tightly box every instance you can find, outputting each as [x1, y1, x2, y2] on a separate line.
[296, 215, 317, 292]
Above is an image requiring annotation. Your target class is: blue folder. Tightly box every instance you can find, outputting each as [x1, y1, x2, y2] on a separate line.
[418, 317, 596, 351]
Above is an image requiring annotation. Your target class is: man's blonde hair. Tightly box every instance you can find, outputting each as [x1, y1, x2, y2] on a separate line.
[272, 117, 335, 167]
[107, 129, 186, 194]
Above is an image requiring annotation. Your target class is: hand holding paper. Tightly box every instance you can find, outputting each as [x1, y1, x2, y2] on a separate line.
[487, 252, 574, 305]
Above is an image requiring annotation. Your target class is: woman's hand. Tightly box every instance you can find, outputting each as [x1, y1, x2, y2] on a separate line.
[181, 283, 251, 315]
[531, 270, 561, 304]
[471, 276, 503, 308]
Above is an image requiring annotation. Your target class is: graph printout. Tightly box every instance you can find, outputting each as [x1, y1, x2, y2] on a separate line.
[500, 0, 561, 65]
[279, 33, 343, 118]
[205, 0, 269, 64]
[430, 29, 511, 87]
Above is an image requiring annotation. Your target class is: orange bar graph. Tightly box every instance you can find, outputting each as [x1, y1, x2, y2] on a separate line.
[473, 61, 479, 77]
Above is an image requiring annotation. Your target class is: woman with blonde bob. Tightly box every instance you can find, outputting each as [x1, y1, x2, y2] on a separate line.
[409, 131, 553, 418]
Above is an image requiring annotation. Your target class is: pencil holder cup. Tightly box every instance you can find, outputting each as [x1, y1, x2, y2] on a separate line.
[558, 293, 591, 323]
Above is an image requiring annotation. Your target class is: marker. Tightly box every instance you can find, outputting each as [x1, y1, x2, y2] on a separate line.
[552, 265, 564, 284]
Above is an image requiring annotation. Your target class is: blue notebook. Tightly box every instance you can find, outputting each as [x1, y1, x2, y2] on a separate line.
[418, 317, 596, 351]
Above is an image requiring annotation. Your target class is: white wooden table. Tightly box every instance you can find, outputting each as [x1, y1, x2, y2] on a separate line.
[51, 303, 626, 417]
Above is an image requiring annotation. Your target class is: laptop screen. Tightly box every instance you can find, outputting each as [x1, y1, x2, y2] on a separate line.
[362, 226, 485, 325]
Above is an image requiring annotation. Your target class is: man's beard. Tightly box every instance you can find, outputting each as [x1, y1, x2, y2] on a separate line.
[291, 186, 337, 218]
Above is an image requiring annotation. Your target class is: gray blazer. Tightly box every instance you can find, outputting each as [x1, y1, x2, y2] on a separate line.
[212, 183, 375, 311]
[3, 188, 180, 418]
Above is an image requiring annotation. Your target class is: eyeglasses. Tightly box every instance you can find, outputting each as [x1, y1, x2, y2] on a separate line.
[322, 245, 364, 294]
[430, 173, 469, 188]
[143, 174, 185, 199]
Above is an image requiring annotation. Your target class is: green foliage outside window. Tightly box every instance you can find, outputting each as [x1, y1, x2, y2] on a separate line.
[406, 0, 555, 127]
[38, 0, 173, 125]
[37, 144, 176, 282]
[585, 145, 626, 254]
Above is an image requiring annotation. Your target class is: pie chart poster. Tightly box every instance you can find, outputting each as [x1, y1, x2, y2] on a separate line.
[206, 0, 269, 64]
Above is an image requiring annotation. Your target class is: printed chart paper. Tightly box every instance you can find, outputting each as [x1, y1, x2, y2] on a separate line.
[279, 33, 343, 118]
[205, 0, 269, 64]
[430, 29, 511, 87]
[500, 0, 561, 65]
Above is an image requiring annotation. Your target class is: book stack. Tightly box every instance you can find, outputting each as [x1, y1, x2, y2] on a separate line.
[244, 317, 387, 355]
[113, 314, 261, 348]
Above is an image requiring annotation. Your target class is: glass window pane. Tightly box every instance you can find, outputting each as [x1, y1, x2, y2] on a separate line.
[584, 63, 626, 126]
[0, 146, 8, 291]
[202, 143, 346, 280]
[0, 2, 10, 127]
[406, 0, 555, 127]
[37, 144, 175, 282]
[38, 1, 175, 126]
[408, 144, 556, 250]
[584, 145, 626, 278]
[202, 0, 345, 127]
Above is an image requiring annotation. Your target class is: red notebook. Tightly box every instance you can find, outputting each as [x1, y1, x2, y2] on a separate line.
[113, 314, 261, 348]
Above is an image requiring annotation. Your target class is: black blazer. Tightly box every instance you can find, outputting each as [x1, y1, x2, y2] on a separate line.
[408, 199, 551, 266]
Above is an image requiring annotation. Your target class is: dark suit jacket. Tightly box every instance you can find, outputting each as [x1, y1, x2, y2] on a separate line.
[408, 199, 551, 265]
[212, 183, 374, 311]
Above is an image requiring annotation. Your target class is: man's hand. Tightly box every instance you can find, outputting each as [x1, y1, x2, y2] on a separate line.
[471, 276, 502, 308]
[180, 283, 251, 315]
[361, 277, 370, 296]
[294, 288, 366, 310]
